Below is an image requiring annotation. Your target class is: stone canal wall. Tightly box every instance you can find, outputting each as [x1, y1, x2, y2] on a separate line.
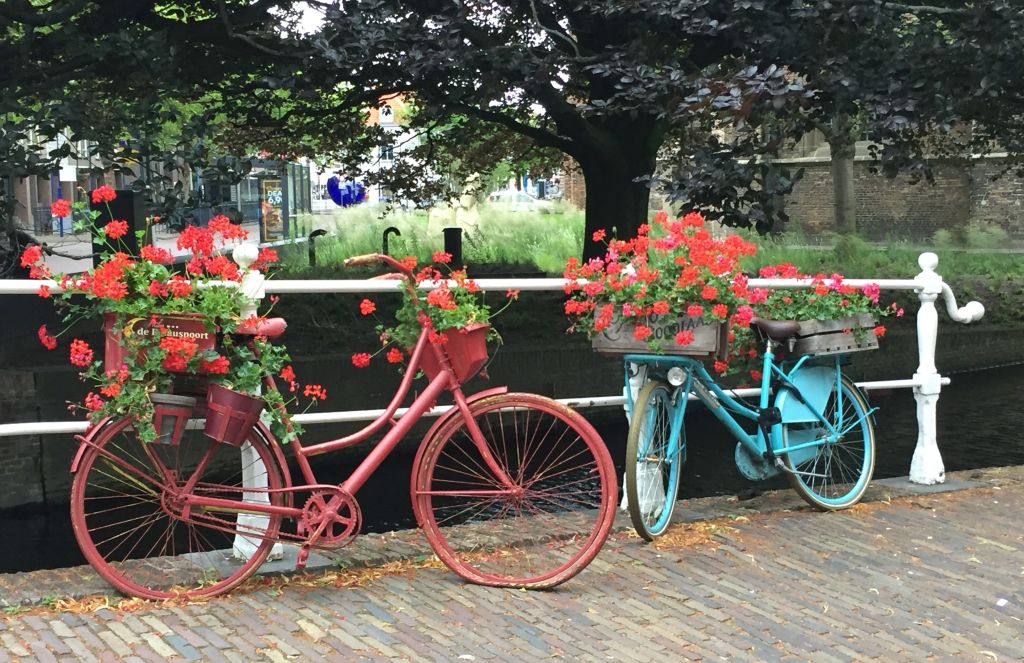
[1, 322, 1022, 509]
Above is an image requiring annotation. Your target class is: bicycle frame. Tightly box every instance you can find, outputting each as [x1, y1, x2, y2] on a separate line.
[623, 347, 866, 465]
[180, 306, 515, 525]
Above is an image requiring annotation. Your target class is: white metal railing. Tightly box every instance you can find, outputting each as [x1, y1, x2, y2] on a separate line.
[0, 247, 985, 485]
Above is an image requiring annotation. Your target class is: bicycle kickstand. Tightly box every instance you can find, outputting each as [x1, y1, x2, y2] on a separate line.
[773, 457, 829, 479]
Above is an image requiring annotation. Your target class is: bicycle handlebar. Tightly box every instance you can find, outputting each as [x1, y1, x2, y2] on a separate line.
[343, 253, 414, 279]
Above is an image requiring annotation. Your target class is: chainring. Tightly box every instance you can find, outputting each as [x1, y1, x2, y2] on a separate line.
[299, 488, 362, 548]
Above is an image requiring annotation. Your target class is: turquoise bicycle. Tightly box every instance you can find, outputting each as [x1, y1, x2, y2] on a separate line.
[623, 317, 877, 540]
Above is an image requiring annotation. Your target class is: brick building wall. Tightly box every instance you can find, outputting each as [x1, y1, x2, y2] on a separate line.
[561, 158, 586, 209]
[777, 156, 1023, 241]
[969, 158, 1024, 234]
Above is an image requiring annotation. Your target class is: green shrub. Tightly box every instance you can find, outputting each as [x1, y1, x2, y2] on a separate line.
[964, 221, 1010, 250]
[931, 228, 957, 249]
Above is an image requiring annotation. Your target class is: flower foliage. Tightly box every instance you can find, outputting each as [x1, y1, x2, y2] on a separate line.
[753, 264, 901, 332]
[356, 251, 516, 370]
[564, 210, 758, 360]
[20, 193, 318, 443]
[564, 210, 895, 378]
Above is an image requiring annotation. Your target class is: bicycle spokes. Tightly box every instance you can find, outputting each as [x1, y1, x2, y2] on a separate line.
[71, 420, 284, 599]
[414, 393, 615, 588]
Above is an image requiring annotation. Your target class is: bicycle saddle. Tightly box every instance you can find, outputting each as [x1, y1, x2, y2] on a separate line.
[749, 317, 801, 341]
[235, 317, 287, 338]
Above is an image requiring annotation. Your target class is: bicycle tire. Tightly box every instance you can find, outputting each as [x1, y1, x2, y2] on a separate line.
[412, 393, 616, 589]
[625, 380, 683, 540]
[70, 417, 284, 599]
[779, 373, 876, 510]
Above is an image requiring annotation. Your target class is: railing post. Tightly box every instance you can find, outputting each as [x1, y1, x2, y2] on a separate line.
[231, 243, 284, 561]
[909, 252, 945, 485]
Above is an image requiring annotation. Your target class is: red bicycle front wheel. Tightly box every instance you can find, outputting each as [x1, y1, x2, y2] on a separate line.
[70, 417, 284, 599]
[412, 393, 616, 588]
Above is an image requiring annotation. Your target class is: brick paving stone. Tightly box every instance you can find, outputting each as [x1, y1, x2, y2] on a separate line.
[2, 468, 1024, 661]
[96, 630, 133, 658]
[29, 641, 61, 663]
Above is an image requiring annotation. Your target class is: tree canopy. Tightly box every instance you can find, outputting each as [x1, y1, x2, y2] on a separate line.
[2, 0, 1023, 265]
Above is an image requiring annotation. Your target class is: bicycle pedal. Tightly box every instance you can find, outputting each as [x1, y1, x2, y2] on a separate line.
[295, 546, 310, 570]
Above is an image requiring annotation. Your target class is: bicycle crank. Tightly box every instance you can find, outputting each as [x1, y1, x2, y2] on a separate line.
[299, 488, 362, 549]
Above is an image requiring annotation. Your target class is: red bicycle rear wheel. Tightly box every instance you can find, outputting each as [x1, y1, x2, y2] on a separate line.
[70, 417, 284, 599]
[412, 393, 616, 588]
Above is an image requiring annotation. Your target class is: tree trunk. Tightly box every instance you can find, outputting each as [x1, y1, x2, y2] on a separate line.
[829, 131, 857, 236]
[579, 156, 655, 261]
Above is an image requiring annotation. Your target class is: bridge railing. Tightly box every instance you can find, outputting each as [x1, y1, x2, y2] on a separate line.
[0, 246, 985, 485]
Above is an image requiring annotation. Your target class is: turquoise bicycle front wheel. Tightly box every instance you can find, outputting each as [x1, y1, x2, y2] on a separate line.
[625, 380, 684, 540]
[779, 373, 876, 510]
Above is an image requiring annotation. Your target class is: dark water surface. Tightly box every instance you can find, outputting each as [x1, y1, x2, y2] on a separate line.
[2, 364, 1021, 574]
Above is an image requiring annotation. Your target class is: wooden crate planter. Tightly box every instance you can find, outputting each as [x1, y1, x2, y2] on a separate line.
[791, 313, 878, 356]
[591, 315, 727, 358]
[103, 313, 217, 374]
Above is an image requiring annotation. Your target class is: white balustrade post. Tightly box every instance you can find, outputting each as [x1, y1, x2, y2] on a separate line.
[909, 252, 945, 485]
[231, 244, 284, 561]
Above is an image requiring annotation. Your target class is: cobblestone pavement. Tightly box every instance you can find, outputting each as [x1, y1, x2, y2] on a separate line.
[1, 467, 1022, 662]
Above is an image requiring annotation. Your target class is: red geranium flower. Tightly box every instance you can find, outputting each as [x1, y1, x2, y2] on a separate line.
[90, 185, 117, 204]
[208, 214, 249, 241]
[351, 352, 371, 368]
[633, 325, 652, 341]
[50, 199, 71, 217]
[199, 356, 230, 374]
[20, 245, 42, 268]
[103, 220, 129, 239]
[386, 347, 404, 364]
[84, 392, 105, 412]
[432, 251, 452, 264]
[167, 275, 192, 297]
[303, 384, 328, 400]
[37, 325, 57, 350]
[252, 248, 278, 271]
[280, 365, 296, 382]
[359, 299, 376, 315]
[674, 330, 695, 346]
[140, 245, 173, 264]
[69, 339, 94, 367]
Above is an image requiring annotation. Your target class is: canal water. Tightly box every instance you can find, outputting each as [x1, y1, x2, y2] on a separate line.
[1, 363, 1021, 574]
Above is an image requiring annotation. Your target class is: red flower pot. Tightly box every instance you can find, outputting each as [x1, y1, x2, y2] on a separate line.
[203, 384, 264, 447]
[419, 323, 491, 383]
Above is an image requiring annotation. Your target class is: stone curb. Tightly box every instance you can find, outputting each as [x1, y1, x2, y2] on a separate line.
[0, 464, 1018, 608]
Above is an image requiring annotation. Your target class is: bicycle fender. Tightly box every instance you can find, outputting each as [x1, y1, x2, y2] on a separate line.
[70, 418, 293, 497]
[253, 421, 294, 493]
[409, 386, 509, 525]
[415, 387, 509, 453]
[70, 417, 118, 474]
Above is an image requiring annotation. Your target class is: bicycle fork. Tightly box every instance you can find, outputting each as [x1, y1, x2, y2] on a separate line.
[450, 388, 518, 490]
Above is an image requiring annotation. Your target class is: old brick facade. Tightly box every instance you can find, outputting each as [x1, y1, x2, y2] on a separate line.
[563, 149, 1022, 243]
[780, 157, 980, 241]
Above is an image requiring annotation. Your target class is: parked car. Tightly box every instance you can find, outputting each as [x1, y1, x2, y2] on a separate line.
[486, 189, 554, 213]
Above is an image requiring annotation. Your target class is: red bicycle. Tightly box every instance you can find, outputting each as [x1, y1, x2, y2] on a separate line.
[68, 254, 617, 599]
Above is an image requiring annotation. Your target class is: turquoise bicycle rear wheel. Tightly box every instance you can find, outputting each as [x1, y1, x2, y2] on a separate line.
[779, 373, 876, 510]
[625, 380, 683, 540]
